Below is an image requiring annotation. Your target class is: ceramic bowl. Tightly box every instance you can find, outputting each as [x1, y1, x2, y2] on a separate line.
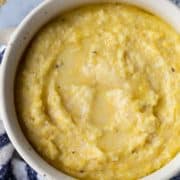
[0, 0, 180, 179]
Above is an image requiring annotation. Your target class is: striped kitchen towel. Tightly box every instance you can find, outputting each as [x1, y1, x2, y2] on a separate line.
[0, 47, 43, 180]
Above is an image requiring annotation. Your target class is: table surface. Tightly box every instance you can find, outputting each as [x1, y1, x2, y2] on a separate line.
[0, 0, 42, 28]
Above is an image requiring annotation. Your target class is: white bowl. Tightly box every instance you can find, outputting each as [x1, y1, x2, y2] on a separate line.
[0, 0, 180, 179]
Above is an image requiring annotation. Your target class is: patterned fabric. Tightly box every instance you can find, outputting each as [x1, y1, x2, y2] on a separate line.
[171, 0, 180, 7]
[0, 49, 42, 180]
[0, 0, 179, 179]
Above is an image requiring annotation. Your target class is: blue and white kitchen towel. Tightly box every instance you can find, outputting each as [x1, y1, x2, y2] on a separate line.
[0, 0, 180, 179]
[0, 48, 44, 180]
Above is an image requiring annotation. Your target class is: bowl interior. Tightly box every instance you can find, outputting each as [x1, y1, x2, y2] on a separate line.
[1, 0, 180, 179]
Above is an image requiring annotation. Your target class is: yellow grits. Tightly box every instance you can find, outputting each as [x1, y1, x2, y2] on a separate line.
[15, 4, 180, 180]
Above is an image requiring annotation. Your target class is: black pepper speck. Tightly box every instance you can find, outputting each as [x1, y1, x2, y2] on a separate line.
[171, 67, 175, 72]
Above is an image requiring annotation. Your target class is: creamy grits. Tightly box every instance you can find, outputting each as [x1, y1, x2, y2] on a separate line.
[15, 4, 180, 180]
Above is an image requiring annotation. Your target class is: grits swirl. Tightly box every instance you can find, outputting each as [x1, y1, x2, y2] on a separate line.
[15, 4, 180, 180]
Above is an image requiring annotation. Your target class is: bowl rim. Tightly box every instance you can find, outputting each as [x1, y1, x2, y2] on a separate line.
[0, 0, 180, 179]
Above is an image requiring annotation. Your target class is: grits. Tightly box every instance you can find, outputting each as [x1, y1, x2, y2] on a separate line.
[15, 4, 180, 180]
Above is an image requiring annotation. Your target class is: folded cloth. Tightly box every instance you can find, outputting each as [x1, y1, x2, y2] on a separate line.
[0, 0, 180, 179]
